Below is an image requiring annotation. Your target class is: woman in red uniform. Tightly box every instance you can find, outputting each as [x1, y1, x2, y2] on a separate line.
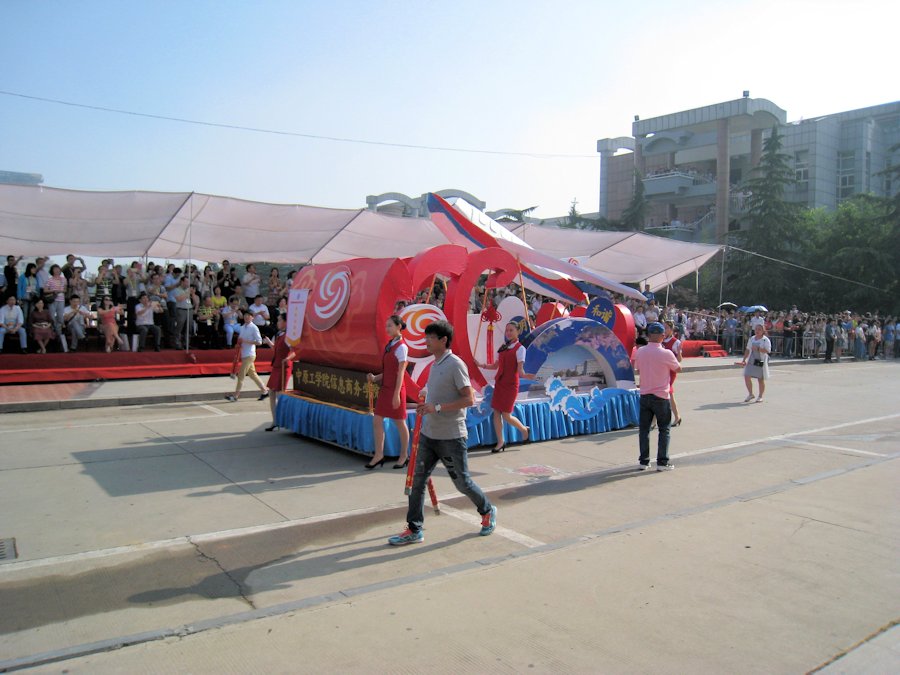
[263, 314, 296, 432]
[477, 321, 530, 452]
[365, 315, 410, 469]
[661, 320, 683, 426]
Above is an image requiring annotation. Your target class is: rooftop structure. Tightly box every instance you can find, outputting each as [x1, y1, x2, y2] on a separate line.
[597, 95, 900, 243]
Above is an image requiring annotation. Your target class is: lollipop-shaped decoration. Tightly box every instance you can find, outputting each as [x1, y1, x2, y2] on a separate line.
[400, 303, 447, 359]
[307, 265, 351, 332]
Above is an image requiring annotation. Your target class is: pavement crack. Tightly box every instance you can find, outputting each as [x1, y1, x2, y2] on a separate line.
[784, 512, 870, 534]
[186, 535, 256, 609]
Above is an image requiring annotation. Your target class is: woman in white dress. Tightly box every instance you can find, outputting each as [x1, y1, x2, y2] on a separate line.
[740, 323, 771, 403]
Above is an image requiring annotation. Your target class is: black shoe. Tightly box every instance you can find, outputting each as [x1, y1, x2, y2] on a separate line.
[364, 457, 387, 470]
[258, 391, 270, 401]
[265, 425, 279, 432]
[393, 458, 409, 469]
[491, 445, 506, 453]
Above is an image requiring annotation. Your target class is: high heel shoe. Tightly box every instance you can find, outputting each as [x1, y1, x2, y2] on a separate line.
[265, 425, 279, 432]
[364, 457, 387, 470]
[672, 418, 682, 427]
[491, 445, 506, 453]
[393, 458, 409, 469]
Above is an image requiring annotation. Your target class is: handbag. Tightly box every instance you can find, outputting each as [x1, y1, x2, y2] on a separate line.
[753, 358, 765, 367]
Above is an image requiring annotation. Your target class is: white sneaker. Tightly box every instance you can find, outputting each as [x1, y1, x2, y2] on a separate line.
[756, 397, 764, 403]
[638, 463, 652, 471]
[657, 464, 674, 471]
[744, 394, 755, 403]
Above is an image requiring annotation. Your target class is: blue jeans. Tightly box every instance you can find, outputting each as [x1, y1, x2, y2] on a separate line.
[638, 394, 672, 466]
[406, 434, 492, 532]
[782, 336, 793, 357]
[724, 333, 736, 354]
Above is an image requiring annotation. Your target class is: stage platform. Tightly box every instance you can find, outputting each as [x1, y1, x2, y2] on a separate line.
[0, 348, 273, 385]
[275, 389, 641, 457]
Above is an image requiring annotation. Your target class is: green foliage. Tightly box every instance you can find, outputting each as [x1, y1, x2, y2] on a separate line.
[725, 127, 813, 309]
[619, 169, 647, 231]
[806, 196, 899, 314]
[495, 206, 538, 224]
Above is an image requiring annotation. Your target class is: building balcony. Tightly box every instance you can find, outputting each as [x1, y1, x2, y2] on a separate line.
[642, 171, 716, 200]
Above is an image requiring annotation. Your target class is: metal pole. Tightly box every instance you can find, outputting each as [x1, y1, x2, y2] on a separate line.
[717, 247, 727, 345]
[185, 194, 193, 352]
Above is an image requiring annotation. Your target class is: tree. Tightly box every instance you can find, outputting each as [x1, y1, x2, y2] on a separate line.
[725, 126, 811, 309]
[560, 199, 590, 229]
[619, 169, 648, 231]
[808, 196, 899, 314]
[494, 206, 538, 225]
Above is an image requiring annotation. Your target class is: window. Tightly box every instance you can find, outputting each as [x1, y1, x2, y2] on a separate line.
[837, 151, 855, 201]
[794, 150, 809, 188]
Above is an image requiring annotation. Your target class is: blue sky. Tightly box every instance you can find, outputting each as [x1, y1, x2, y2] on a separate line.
[1, 0, 895, 219]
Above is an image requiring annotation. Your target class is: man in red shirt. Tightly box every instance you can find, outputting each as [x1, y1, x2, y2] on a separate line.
[632, 322, 682, 471]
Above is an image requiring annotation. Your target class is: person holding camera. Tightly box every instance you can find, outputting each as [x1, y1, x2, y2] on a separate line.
[741, 323, 771, 403]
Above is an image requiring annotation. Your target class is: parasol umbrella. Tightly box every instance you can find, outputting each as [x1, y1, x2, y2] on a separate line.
[747, 304, 768, 313]
[717, 301, 737, 309]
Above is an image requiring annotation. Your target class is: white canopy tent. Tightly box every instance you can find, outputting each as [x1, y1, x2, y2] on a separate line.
[501, 221, 722, 292]
[0, 184, 721, 295]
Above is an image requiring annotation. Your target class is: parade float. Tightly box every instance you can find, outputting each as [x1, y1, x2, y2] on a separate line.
[276, 194, 644, 458]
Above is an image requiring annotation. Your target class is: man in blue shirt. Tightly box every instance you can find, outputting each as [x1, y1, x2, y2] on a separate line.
[723, 312, 739, 355]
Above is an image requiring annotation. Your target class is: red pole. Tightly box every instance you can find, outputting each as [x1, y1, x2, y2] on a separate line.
[427, 475, 440, 514]
[406, 397, 438, 512]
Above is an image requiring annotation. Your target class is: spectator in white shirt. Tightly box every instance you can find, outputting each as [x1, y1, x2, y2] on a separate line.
[248, 295, 270, 336]
[0, 296, 27, 352]
[63, 296, 92, 352]
[634, 305, 648, 335]
[135, 292, 163, 351]
[242, 264, 261, 300]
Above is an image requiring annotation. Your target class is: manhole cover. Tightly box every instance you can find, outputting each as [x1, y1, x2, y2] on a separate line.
[0, 538, 18, 561]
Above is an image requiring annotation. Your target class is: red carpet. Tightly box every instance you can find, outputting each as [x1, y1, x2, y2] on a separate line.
[0, 348, 273, 385]
[681, 340, 728, 358]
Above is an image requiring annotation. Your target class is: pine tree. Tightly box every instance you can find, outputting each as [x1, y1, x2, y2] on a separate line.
[726, 127, 810, 309]
[619, 169, 647, 231]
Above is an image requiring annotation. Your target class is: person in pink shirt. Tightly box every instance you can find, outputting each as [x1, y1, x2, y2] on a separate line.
[631, 322, 681, 471]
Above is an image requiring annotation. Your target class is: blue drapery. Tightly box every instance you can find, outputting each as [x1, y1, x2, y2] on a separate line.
[276, 389, 639, 458]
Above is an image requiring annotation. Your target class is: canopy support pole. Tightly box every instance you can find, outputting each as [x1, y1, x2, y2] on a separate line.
[185, 194, 193, 352]
[716, 247, 727, 344]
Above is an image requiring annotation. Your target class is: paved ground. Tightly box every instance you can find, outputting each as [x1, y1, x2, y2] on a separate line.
[0, 357, 897, 673]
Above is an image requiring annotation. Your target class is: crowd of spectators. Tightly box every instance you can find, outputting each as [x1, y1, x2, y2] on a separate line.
[616, 288, 897, 362]
[459, 279, 897, 364]
[0, 255, 293, 354]
[2, 254, 895, 364]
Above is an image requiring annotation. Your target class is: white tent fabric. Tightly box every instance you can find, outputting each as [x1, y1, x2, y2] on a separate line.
[0, 185, 444, 263]
[0, 184, 721, 294]
[503, 221, 722, 292]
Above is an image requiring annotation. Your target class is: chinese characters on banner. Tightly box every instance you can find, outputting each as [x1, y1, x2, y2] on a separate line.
[286, 288, 310, 347]
[586, 295, 615, 328]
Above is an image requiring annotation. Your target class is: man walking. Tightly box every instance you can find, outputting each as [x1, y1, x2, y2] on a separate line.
[225, 311, 269, 402]
[388, 320, 496, 545]
[632, 322, 681, 471]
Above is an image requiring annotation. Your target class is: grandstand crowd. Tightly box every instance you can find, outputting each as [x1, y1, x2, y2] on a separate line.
[1, 254, 896, 362]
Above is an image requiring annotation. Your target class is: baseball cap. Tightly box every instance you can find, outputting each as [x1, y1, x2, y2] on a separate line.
[647, 322, 665, 335]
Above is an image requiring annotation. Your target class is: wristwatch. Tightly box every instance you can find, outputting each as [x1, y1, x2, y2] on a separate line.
[435, 403, 442, 413]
